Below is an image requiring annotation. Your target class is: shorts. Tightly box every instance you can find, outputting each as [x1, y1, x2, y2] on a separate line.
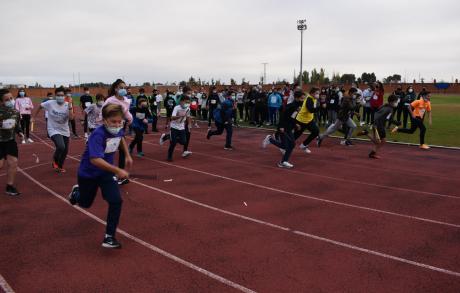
[0, 140, 18, 160]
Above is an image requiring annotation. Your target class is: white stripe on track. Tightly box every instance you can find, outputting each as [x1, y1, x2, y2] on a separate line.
[0, 274, 15, 293]
[18, 168, 256, 293]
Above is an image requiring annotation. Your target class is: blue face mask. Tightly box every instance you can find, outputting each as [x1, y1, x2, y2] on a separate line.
[19, 92, 25, 97]
[118, 89, 127, 97]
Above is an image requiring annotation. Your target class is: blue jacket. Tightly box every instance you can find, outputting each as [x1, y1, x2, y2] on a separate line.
[213, 99, 234, 124]
[130, 107, 153, 131]
[268, 92, 282, 108]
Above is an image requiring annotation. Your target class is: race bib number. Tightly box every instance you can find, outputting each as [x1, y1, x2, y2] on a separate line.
[192, 101, 197, 106]
[153, 102, 157, 106]
[211, 100, 217, 105]
[1, 119, 16, 129]
[373, 95, 378, 100]
[291, 111, 298, 119]
[85, 102, 91, 108]
[330, 99, 335, 104]
[105, 137, 121, 154]
[270, 96, 278, 104]
[136, 112, 146, 119]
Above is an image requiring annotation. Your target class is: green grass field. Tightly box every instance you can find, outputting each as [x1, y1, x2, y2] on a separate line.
[32, 94, 460, 148]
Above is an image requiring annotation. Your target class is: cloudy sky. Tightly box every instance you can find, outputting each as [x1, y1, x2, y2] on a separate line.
[1, 0, 459, 86]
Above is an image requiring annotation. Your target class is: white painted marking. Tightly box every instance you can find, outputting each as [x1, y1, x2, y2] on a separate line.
[0, 273, 15, 293]
[17, 167, 256, 293]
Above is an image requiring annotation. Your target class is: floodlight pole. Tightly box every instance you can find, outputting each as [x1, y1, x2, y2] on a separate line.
[297, 19, 307, 89]
[261, 62, 268, 85]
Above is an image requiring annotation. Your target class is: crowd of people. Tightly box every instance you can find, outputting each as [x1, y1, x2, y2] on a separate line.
[0, 79, 434, 248]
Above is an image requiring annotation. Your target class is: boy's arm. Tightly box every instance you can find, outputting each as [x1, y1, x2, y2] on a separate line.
[428, 111, 432, 126]
[120, 137, 133, 168]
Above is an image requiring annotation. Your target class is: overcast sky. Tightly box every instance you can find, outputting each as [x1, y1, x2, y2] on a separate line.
[1, 0, 459, 86]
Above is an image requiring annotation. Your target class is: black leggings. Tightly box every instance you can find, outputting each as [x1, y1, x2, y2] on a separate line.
[20, 114, 31, 139]
[69, 119, 77, 136]
[50, 134, 69, 168]
[129, 128, 144, 152]
[397, 117, 426, 145]
[294, 120, 320, 147]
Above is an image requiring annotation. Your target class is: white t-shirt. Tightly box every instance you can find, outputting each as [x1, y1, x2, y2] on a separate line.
[170, 105, 190, 130]
[196, 93, 203, 106]
[41, 100, 70, 137]
[155, 94, 163, 103]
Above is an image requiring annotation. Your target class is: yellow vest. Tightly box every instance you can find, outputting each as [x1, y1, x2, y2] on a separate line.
[296, 95, 316, 124]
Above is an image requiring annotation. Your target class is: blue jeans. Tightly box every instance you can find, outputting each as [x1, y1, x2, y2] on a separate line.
[268, 107, 278, 125]
[75, 174, 123, 236]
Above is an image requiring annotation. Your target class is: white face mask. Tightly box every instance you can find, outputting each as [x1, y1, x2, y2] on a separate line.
[97, 101, 104, 107]
[56, 96, 65, 104]
[105, 124, 123, 135]
[4, 100, 14, 108]
[408, 89, 413, 93]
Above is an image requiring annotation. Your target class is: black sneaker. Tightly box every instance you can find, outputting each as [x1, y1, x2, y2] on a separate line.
[118, 178, 130, 185]
[68, 185, 79, 205]
[102, 236, 121, 249]
[6, 185, 20, 196]
[345, 140, 353, 146]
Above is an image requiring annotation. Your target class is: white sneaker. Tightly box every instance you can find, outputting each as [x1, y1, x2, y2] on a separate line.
[359, 121, 365, 126]
[159, 133, 166, 146]
[262, 135, 271, 149]
[182, 151, 192, 158]
[27, 138, 34, 143]
[278, 161, 294, 169]
[299, 143, 307, 150]
[84, 133, 88, 138]
[340, 140, 346, 145]
[279, 148, 286, 155]
[265, 122, 271, 126]
[304, 147, 311, 154]
[194, 123, 200, 128]
[22, 139, 26, 144]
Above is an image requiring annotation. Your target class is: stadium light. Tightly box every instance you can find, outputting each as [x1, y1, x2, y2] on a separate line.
[297, 19, 307, 88]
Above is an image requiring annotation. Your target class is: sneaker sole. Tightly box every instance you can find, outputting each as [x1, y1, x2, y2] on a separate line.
[102, 243, 122, 249]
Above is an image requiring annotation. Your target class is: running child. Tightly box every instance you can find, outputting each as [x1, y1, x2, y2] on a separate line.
[80, 87, 93, 138]
[14, 89, 34, 144]
[32, 86, 74, 173]
[84, 93, 105, 134]
[129, 97, 152, 157]
[317, 88, 360, 147]
[165, 95, 191, 161]
[65, 88, 78, 138]
[0, 89, 24, 196]
[357, 95, 401, 158]
[68, 104, 133, 249]
[392, 91, 433, 149]
[294, 87, 320, 154]
[163, 90, 176, 129]
[262, 90, 305, 168]
[206, 94, 234, 150]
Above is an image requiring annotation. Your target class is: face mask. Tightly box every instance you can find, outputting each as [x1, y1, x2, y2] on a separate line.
[66, 93, 72, 97]
[97, 101, 104, 107]
[118, 88, 127, 97]
[182, 103, 190, 109]
[408, 89, 413, 93]
[85, 91, 90, 95]
[4, 100, 14, 108]
[391, 102, 398, 107]
[56, 96, 65, 104]
[314, 94, 320, 99]
[19, 92, 25, 97]
[105, 124, 123, 135]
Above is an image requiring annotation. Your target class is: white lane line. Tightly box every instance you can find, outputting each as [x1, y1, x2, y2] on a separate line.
[18, 168, 256, 293]
[141, 155, 460, 229]
[29, 133, 460, 277]
[144, 141, 460, 199]
[0, 162, 50, 177]
[131, 178, 460, 278]
[0, 274, 15, 293]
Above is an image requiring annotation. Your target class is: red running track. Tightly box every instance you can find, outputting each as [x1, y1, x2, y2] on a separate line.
[1, 116, 460, 292]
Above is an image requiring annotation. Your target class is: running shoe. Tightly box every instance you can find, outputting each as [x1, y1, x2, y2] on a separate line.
[277, 161, 294, 169]
[224, 146, 233, 151]
[118, 178, 130, 185]
[182, 151, 192, 158]
[419, 144, 430, 150]
[27, 138, 34, 143]
[368, 151, 381, 159]
[136, 151, 144, 157]
[159, 133, 166, 145]
[262, 135, 272, 149]
[304, 147, 312, 154]
[52, 161, 59, 172]
[68, 185, 79, 205]
[6, 185, 20, 196]
[102, 236, 121, 249]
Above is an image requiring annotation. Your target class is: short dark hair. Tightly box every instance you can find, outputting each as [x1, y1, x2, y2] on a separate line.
[64, 88, 72, 94]
[139, 88, 145, 93]
[387, 94, 398, 104]
[309, 87, 320, 94]
[96, 93, 105, 101]
[180, 95, 191, 102]
[83, 87, 89, 91]
[47, 92, 53, 97]
[0, 89, 10, 100]
[182, 86, 191, 93]
[294, 90, 305, 99]
[55, 86, 66, 94]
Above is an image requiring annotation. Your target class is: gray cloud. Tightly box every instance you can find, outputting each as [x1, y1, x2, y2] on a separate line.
[1, 0, 459, 86]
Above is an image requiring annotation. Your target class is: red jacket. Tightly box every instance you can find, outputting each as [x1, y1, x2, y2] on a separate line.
[370, 89, 384, 108]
